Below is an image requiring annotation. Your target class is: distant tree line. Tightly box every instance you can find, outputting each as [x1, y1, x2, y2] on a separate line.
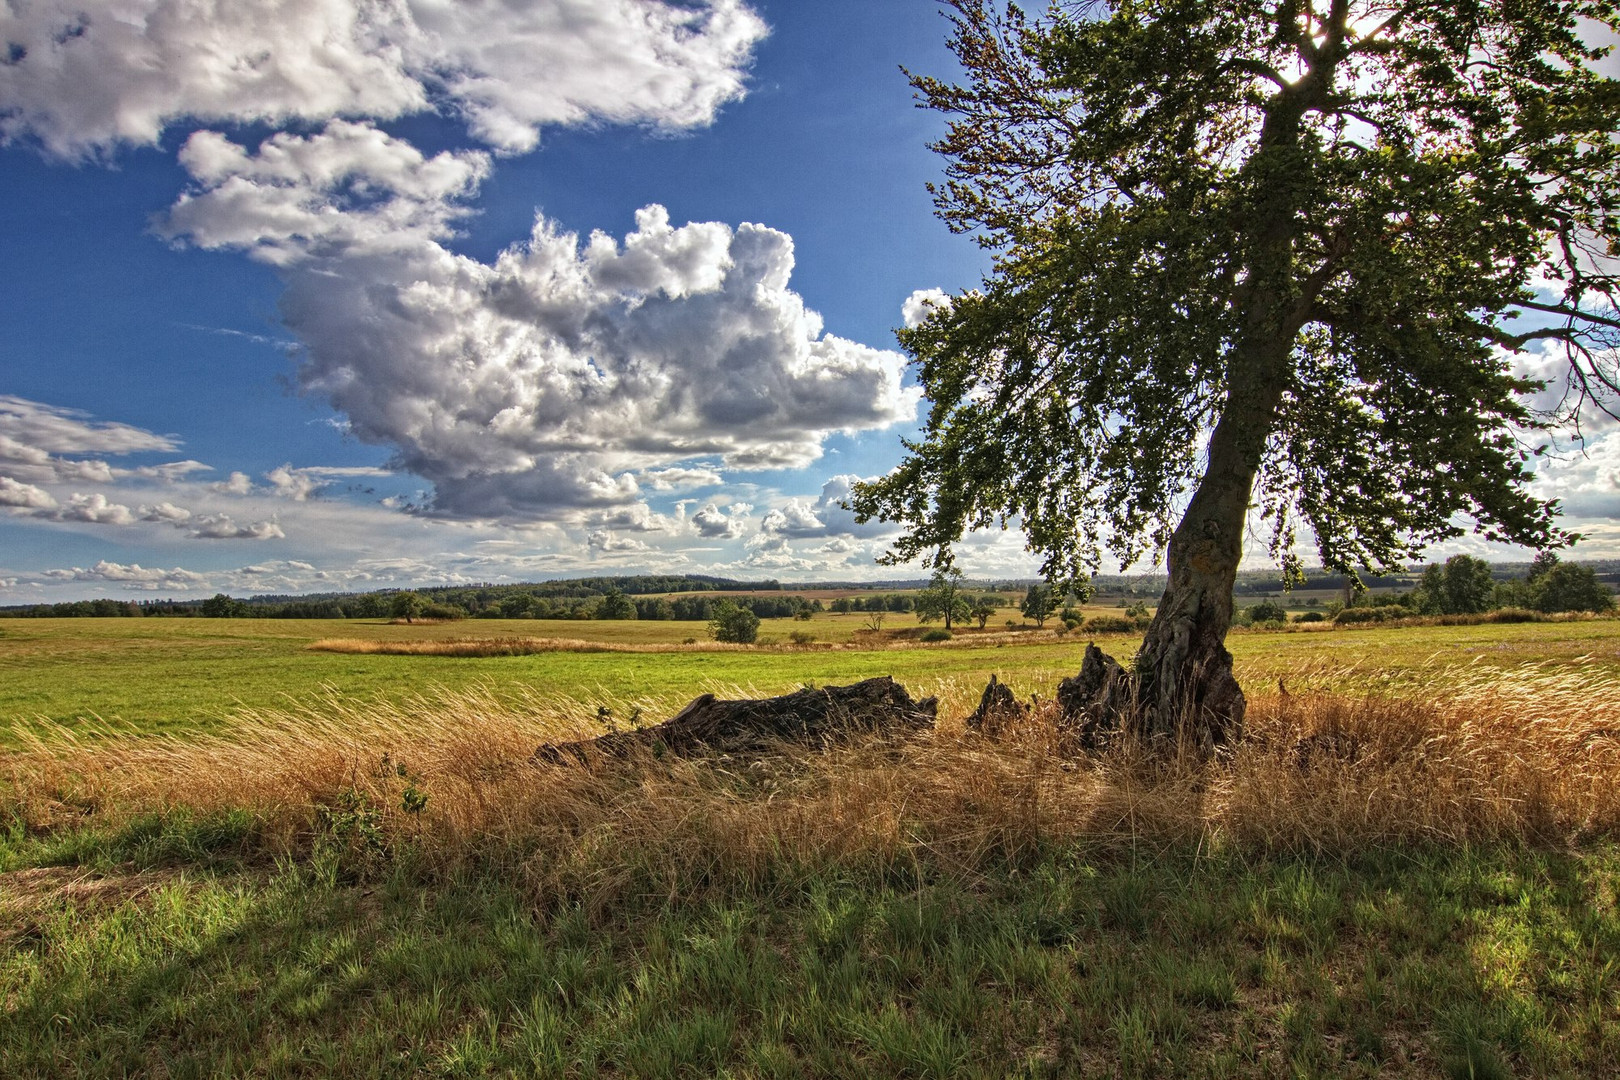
[6, 562, 1611, 621]
[0, 575, 788, 619]
[1323, 554, 1612, 623]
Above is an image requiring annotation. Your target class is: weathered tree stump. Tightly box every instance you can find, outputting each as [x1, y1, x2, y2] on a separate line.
[1055, 643, 1135, 748]
[966, 674, 1028, 736]
[534, 676, 937, 764]
[1057, 640, 1242, 754]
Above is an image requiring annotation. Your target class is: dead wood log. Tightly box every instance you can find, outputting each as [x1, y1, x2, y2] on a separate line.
[534, 676, 937, 764]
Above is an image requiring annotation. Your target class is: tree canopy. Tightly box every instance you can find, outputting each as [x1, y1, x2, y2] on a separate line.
[854, 0, 1620, 591]
[853, 0, 1620, 745]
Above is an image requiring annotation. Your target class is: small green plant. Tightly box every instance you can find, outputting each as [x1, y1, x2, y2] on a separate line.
[400, 784, 429, 816]
[316, 787, 387, 869]
[788, 630, 816, 646]
[1085, 615, 1139, 634]
[920, 628, 953, 642]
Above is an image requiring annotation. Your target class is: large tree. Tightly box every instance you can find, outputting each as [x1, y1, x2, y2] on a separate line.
[853, 0, 1620, 747]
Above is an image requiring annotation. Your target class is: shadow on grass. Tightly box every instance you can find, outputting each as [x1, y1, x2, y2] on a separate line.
[2, 814, 1617, 1079]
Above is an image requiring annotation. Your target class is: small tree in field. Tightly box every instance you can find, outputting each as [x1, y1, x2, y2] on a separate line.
[854, 0, 1620, 749]
[200, 593, 244, 618]
[708, 601, 760, 644]
[389, 591, 425, 624]
[914, 567, 972, 629]
[1020, 584, 1054, 627]
[1532, 561, 1615, 613]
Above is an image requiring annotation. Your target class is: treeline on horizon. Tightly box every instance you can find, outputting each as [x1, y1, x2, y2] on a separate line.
[5, 561, 1615, 621]
[0, 574, 783, 620]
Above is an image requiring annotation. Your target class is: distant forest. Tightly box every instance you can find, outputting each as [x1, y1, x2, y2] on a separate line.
[4, 562, 1615, 620]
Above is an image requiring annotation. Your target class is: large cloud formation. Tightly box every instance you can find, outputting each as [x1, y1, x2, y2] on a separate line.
[161, 126, 918, 521]
[0, 0, 766, 159]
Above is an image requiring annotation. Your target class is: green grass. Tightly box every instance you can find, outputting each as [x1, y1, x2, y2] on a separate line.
[4, 616, 1620, 1075]
[2, 817, 1615, 1078]
[4, 614, 1617, 740]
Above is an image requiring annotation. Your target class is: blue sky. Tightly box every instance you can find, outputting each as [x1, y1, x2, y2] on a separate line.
[2, 1, 1616, 603]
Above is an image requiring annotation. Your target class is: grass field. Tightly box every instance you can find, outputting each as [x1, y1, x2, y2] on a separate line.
[4, 615, 1620, 1077]
[3, 613, 1617, 737]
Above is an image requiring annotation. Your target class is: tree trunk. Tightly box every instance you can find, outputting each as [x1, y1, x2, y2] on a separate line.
[966, 673, 1028, 736]
[1057, 399, 1265, 752]
[1061, 230, 1306, 750]
[1055, 75, 1336, 752]
[1130, 418, 1257, 748]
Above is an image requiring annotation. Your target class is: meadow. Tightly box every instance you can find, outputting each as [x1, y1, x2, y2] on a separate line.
[3, 611, 1617, 737]
[3, 614, 1620, 1077]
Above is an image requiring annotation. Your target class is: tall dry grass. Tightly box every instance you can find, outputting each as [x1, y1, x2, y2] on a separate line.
[4, 663, 1618, 912]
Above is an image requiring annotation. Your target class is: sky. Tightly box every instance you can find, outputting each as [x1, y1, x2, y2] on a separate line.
[1, 0, 1617, 604]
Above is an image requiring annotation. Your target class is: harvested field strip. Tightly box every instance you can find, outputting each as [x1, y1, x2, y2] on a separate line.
[307, 636, 778, 656]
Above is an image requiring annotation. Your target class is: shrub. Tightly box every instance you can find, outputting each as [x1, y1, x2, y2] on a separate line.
[788, 630, 816, 645]
[1532, 562, 1615, 614]
[1295, 611, 1325, 623]
[920, 628, 953, 642]
[1246, 599, 1289, 624]
[595, 589, 637, 620]
[1085, 615, 1139, 633]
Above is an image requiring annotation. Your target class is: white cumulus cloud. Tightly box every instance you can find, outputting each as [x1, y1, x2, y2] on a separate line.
[189, 514, 286, 540]
[57, 492, 137, 525]
[691, 502, 745, 538]
[759, 475, 892, 540]
[43, 560, 209, 590]
[214, 471, 254, 496]
[586, 529, 651, 554]
[164, 122, 492, 266]
[0, 0, 766, 159]
[0, 476, 58, 510]
[160, 130, 920, 520]
[901, 287, 949, 329]
[140, 501, 193, 523]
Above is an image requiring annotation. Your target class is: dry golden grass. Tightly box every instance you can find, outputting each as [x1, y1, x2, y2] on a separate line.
[5, 663, 1618, 912]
